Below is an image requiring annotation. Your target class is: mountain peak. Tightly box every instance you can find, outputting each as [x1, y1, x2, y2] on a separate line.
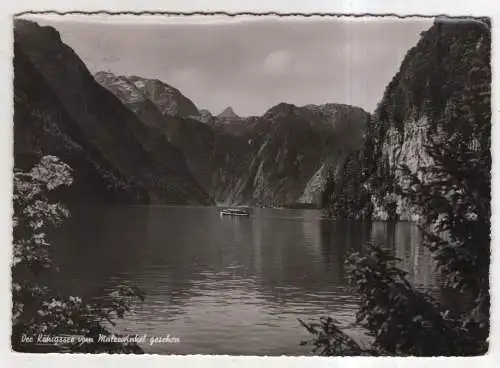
[217, 106, 240, 119]
[95, 72, 201, 119]
[264, 102, 298, 116]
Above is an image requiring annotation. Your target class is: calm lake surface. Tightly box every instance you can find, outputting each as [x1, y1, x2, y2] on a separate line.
[50, 206, 440, 355]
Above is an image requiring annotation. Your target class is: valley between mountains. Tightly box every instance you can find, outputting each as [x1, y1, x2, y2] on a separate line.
[14, 18, 490, 221]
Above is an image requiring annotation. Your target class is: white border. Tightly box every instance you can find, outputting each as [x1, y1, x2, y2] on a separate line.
[1, 1, 499, 368]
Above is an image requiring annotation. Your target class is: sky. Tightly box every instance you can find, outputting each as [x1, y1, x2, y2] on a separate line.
[21, 14, 433, 116]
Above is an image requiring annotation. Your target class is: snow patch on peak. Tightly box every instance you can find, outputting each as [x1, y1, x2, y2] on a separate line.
[94, 72, 202, 119]
[133, 80, 145, 89]
[94, 71, 145, 104]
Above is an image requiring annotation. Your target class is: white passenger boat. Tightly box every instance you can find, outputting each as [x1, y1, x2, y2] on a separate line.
[219, 207, 250, 217]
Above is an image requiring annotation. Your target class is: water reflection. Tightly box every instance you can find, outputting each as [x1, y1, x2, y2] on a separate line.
[317, 220, 373, 282]
[49, 206, 439, 355]
[370, 221, 439, 290]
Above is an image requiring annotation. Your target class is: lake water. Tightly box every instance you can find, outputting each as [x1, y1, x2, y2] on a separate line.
[50, 206, 440, 355]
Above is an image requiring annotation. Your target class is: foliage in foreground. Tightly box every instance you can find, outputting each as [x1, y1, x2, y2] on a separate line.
[301, 110, 490, 355]
[12, 156, 145, 353]
[300, 243, 487, 356]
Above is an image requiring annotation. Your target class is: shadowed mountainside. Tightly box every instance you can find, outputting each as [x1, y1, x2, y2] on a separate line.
[14, 19, 213, 205]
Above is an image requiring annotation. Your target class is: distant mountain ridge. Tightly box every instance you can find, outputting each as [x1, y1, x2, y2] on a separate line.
[15, 18, 489, 219]
[15, 19, 371, 208]
[95, 70, 370, 207]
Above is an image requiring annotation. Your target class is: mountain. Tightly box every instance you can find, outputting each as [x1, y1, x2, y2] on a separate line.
[13, 19, 213, 205]
[323, 18, 491, 220]
[94, 71, 216, 192]
[95, 71, 204, 122]
[94, 70, 370, 207]
[217, 106, 240, 120]
[14, 18, 490, 216]
[240, 103, 369, 207]
[176, 102, 369, 207]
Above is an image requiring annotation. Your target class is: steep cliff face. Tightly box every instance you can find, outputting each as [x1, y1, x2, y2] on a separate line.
[211, 103, 370, 206]
[14, 40, 143, 204]
[328, 18, 491, 220]
[14, 20, 213, 205]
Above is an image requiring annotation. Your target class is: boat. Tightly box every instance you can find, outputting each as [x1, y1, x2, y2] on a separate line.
[219, 207, 250, 217]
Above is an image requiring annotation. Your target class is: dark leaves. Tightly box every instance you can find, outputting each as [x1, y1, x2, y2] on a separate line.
[12, 157, 145, 353]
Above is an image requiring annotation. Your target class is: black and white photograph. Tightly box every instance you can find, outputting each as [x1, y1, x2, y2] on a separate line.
[10, 11, 491, 357]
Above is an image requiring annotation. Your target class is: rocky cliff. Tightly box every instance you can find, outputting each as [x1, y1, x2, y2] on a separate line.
[240, 103, 368, 207]
[14, 19, 213, 205]
[323, 17, 491, 220]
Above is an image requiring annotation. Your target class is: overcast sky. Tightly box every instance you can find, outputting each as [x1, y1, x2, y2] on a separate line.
[22, 15, 432, 116]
